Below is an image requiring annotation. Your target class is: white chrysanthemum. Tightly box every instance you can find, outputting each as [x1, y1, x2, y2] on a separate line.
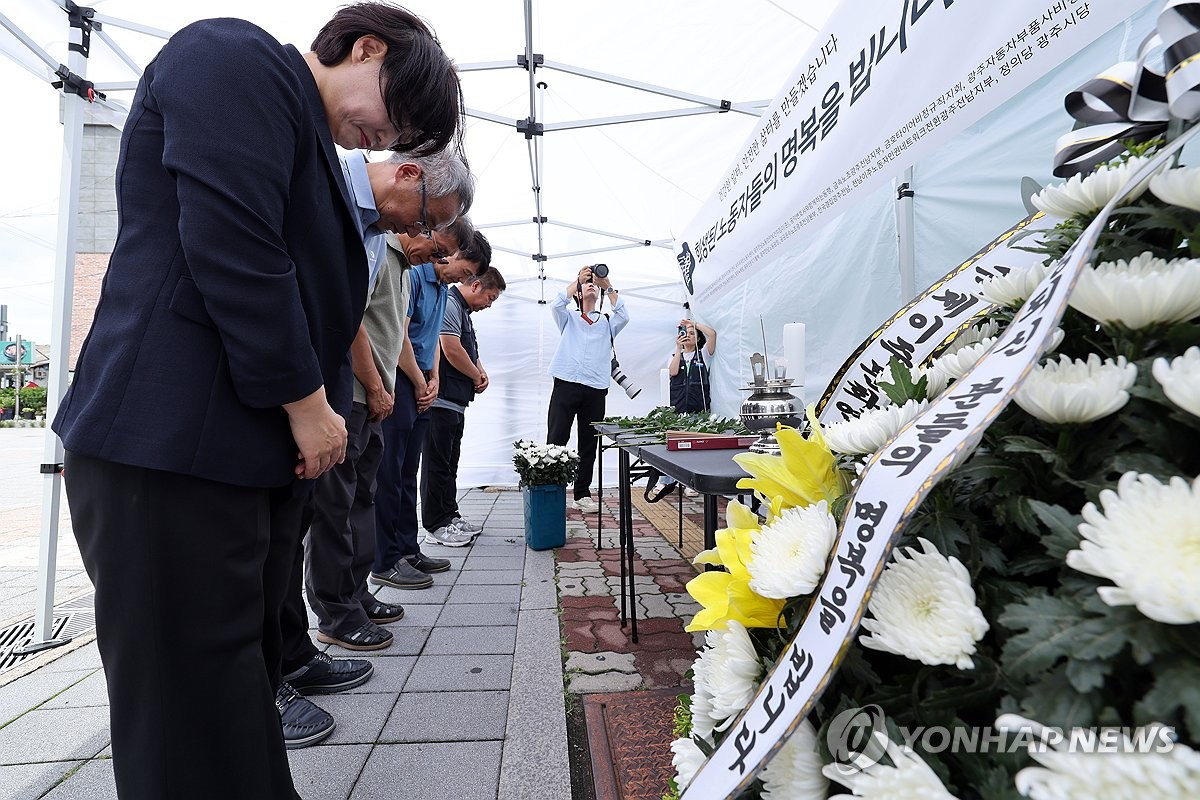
[977, 263, 1051, 307]
[1014, 354, 1136, 424]
[1067, 471, 1200, 624]
[1031, 155, 1155, 217]
[860, 538, 988, 669]
[1153, 346, 1200, 418]
[823, 732, 959, 799]
[996, 714, 1200, 800]
[691, 620, 762, 735]
[670, 736, 707, 791]
[934, 336, 997, 380]
[943, 319, 1002, 356]
[1149, 164, 1200, 212]
[1070, 252, 1200, 328]
[688, 674, 718, 744]
[748, 501, 838, 598]
[760, 720, 828, 800]
[918, 362, 951, 398]
[823, 399, 929, 455]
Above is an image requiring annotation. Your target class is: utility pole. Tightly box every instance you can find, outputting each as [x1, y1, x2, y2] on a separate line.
[13, 334, 22, 418]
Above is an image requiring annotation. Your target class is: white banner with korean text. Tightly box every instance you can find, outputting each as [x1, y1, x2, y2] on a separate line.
[675, 0, 1146, 303]
[679, 101, 1199, 800]
[815, 212, 1060, 424]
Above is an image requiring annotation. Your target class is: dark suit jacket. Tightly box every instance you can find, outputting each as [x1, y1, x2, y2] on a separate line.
[54, 19, 367, 489]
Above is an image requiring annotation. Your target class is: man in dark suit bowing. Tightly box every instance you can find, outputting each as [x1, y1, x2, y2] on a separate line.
[52, 5, 462, 798]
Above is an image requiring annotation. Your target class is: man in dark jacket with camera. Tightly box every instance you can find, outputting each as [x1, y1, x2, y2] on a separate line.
[420, 261, 504, 539]
[547, 265, 629, 511]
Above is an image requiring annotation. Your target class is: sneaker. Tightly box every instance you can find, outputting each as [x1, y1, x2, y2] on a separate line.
[316, 620, 394, 651]
[423, 524, 474, 547]
[275, 682, 335, 749]
[451, 515, 484, 535]
[283, 651, 374, 694]
[404, 551, 451, 574]
[370, 559, 434, 589]
[574, 496, 599, 512]
[684, 487, 699, 498]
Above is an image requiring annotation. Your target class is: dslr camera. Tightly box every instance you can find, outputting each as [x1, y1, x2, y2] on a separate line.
[586, 263, 609, 282]
[610, 356, 641, 399]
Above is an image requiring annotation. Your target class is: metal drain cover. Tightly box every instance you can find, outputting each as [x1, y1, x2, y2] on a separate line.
[0, 592, 96, 674]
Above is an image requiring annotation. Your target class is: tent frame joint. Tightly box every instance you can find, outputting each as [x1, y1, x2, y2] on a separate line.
[516, 117, 543, 138]
[65, 1, 97, 57]
[517, 52, 544, 70]
[52, 65, 103, 102]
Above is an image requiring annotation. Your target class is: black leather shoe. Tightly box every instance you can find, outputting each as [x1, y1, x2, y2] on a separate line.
[405, 551, 451, 574]
[275, 682, 334, 749]
[370, 559, 435, 588]
[282, 651, 373, 695]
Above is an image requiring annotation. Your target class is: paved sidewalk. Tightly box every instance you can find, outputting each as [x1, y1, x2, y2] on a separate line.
[0, 468, 570, 800]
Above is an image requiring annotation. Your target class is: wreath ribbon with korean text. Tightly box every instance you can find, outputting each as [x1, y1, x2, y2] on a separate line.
[1054, 0, 1200, 177]
[680, 118, 1200, 800]
[815, 212, 1058, 426]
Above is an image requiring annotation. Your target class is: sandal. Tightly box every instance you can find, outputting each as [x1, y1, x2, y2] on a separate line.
[316, 621, 394, 651]
[365, 599, 406, 624]
[645, 474, 677, 503]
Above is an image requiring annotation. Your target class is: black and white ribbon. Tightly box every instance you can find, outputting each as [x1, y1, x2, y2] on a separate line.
[1054, 0, 1200, 177]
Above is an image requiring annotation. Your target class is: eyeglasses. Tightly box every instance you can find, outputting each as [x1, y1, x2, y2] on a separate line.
[418, 175, 450, 262]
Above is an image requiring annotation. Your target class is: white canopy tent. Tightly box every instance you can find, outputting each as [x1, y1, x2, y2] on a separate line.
[0, 0, 834, 648]
[1, 0, 1166, 662]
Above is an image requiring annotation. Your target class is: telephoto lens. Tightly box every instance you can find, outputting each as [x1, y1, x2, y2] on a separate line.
[610, 356, 641, 399]
[592, 263, 609, 279]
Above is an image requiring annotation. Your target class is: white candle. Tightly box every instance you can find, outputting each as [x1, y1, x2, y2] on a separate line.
[659, 367, 671, 407]
[783, 322, 806, 399]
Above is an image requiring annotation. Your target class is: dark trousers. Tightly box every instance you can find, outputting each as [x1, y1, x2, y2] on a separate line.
[279, 499, 319, 676]
[304, 402, 383, 635]
[64, 451, 301, 800]
[547, 378, 607, 501]
[420, 405, 465, 531]
[374, 371, 430, 571]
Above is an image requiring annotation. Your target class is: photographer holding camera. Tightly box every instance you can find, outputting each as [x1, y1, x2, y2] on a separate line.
[547, 264, 629, 511]
[669, 318, 716, 413]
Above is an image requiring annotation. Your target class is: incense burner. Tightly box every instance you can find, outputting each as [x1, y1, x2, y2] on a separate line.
[738, 378, 803, 454]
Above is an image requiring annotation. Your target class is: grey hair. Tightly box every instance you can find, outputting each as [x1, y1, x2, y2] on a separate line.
[386, 149, 475, 216]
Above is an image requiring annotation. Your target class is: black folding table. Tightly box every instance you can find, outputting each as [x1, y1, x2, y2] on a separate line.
[595, 426, 751, 642]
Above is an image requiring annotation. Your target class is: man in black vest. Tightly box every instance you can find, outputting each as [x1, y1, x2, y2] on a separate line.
[421, 240, 503, 540]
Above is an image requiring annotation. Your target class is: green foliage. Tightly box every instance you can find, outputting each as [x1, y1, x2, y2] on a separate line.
[602, 406, 748, 438]
[876, 356, 928, 404]
[18, 386, 47, 414]
[672, 694, 693, 739]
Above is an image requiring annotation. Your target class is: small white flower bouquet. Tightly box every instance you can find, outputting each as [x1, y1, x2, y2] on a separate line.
[511, 439, 579, 487]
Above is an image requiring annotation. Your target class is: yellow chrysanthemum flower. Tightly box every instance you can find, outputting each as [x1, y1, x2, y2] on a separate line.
[733, 405, 844, 509]
[686, 500, 786, 631]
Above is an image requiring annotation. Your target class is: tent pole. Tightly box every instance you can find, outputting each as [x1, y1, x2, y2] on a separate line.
[21, 4, 89, 655]
[896, 167, 916, 302]
[522, 0, 549, 302]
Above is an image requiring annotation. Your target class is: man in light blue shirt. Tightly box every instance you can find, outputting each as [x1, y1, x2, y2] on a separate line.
[339, 152, 388, 289]
[547, 265, 629, 510]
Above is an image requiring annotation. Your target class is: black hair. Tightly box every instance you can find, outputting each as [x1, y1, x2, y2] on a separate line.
[311, 2, 464, 156]
[475, 266, 506, 292]
[457, 230, 493, 276]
